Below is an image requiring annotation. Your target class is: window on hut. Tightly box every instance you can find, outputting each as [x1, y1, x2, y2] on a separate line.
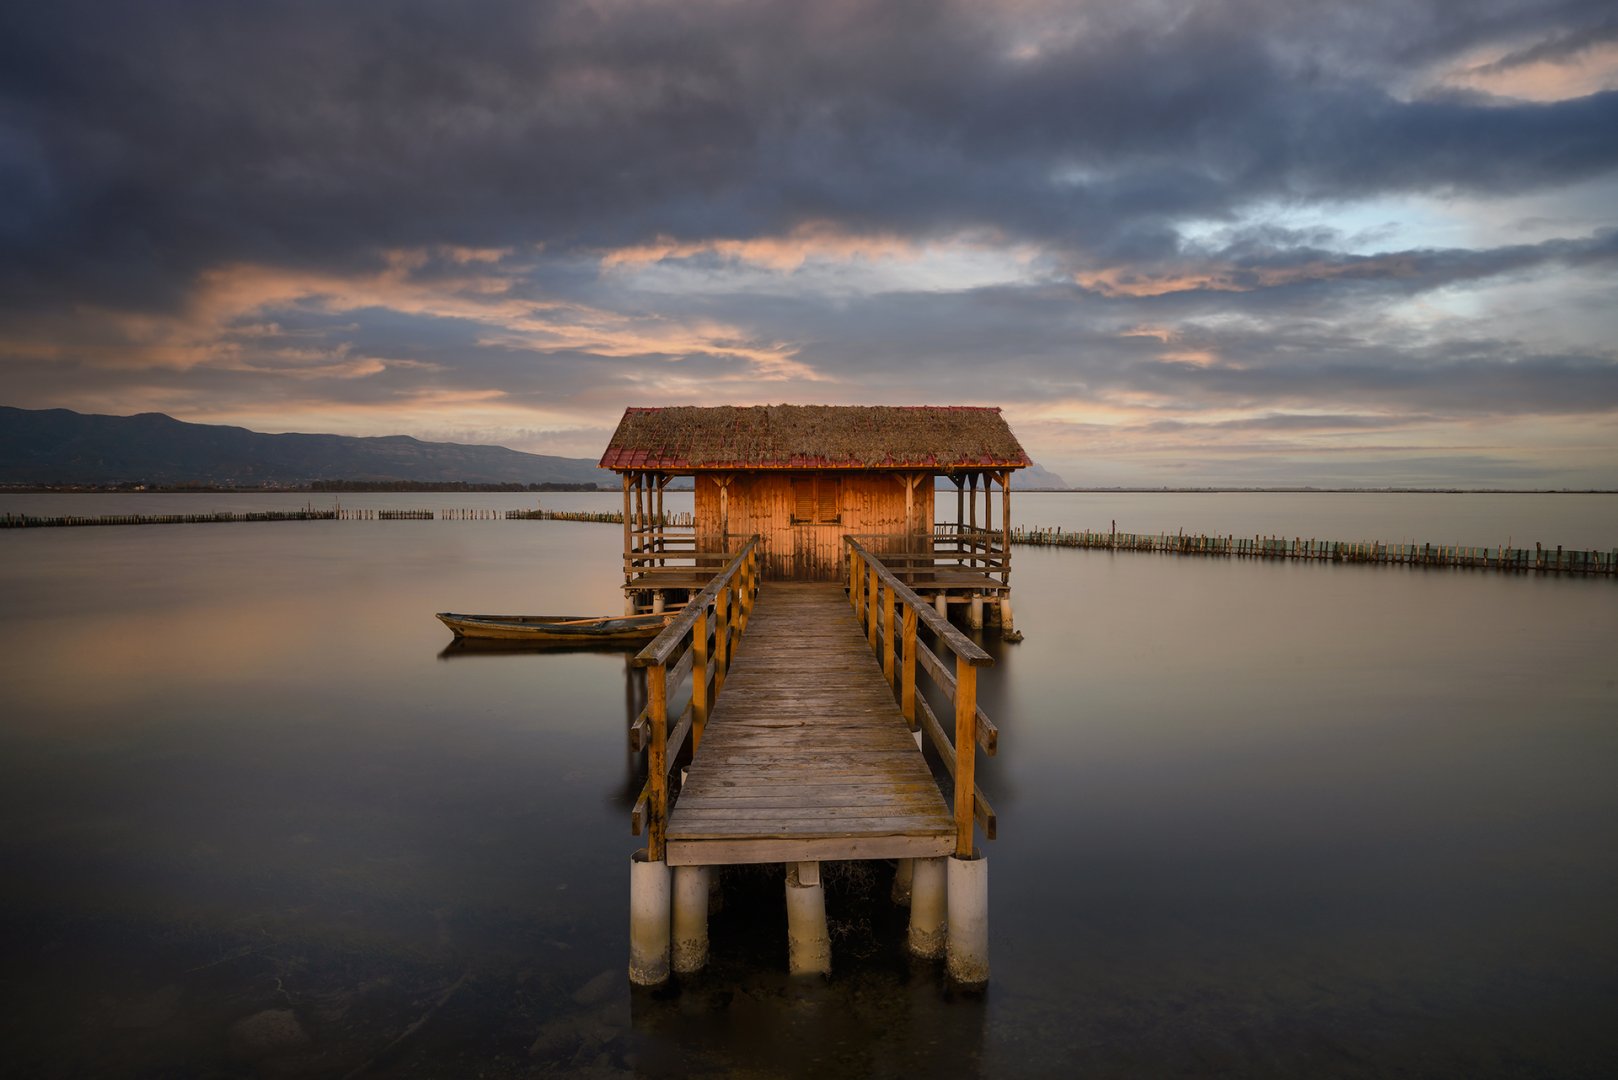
[791, 476, 841, 524]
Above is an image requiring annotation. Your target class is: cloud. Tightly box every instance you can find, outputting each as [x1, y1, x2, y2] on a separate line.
[1, 0, 1616, 485]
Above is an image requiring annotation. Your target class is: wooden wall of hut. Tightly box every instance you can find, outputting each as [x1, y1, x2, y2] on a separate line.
[694, 472, 934, 581]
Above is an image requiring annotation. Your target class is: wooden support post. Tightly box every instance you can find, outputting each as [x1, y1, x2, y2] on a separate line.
[967, 473, 978, 567]
[634, 474, 646, 556]
[983, 471, 993, 548]
[1000, 471, 1012, 586]
[882, 582, 896, 686]
[954, 657, 977, 857]
[737, 550, 755, 632]
[904, 473, 916, 539]
[901, 603, 918, 729]
[691, 610, 709, 750]
[713, 587, 730, 698]
[621, 472, 632, 573]
[866, 565, 879, 647]
[717, 474, 732, 550]
[647, 664, 668, 861]
[854, 544, 867, 612]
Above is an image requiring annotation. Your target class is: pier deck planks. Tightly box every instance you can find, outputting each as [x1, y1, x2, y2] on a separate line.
[665, 583, 954, 866]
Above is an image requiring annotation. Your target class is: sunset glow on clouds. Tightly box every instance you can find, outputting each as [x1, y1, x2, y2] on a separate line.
[2, 0, 1616, 487]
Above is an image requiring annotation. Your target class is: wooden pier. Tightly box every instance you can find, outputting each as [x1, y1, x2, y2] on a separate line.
[664, 581, 955, 867]
[627, 535, 998, 986]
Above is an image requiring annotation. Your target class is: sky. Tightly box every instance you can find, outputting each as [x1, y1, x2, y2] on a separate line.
[2, 0, 1616, 488]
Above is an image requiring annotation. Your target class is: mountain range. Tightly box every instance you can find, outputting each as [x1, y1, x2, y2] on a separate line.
[0, 406, 615, 487]
[0, 406, 1069, 489]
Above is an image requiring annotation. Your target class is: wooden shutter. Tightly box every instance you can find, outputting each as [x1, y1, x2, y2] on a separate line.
[793, 478, 816, 523]
[791, 476, 841, 523]
[816, 478, 840, 523]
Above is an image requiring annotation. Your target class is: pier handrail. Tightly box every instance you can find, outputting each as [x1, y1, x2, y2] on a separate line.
[845, 536, 997, 857]
[629, 535, 762, 860]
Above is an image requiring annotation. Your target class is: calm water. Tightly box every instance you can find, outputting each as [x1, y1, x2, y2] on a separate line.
[1, 493, 1615, 1077]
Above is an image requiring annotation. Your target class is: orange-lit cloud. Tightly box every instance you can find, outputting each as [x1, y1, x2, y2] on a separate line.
[1075, 254, 1424, 297]
[597, 222, 1036, 275]
[14, 249, 819, 387]
[1434, 40, 1618, 102]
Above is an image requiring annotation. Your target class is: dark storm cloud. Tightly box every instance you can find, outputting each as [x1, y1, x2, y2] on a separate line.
[3, 0, 1616, 315]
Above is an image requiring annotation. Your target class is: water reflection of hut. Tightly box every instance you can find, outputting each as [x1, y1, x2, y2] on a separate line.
[599, 404, 1031, 632]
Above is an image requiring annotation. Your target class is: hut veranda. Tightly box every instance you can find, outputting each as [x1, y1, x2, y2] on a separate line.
[599, 404, 1032, 632]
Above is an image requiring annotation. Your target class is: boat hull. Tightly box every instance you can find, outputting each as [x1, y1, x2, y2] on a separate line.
[435, 612, 669, 644]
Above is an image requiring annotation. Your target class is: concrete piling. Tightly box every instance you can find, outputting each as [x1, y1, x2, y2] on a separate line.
[908, 856, 947, 958]
[671, 865, 710, 974]
[786, 862, 831, 975]
[629, 851, 671, 986]
[891, 857, 915, 906]
[946, 854, 989, 988]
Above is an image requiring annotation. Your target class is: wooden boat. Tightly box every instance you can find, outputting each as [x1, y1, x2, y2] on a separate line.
[435, 611, 671, 644]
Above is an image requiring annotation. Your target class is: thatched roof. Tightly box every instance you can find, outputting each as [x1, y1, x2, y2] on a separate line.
[600, 405, 1030, 471]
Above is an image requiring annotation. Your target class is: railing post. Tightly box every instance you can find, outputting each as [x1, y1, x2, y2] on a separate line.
[953, 656, 977, 857]
[648, 664, 668, 861]
[882, 581, 896, 687]
[714, 586, 731, 697]
[867, 565, 879, 647]
[692, 610, 709, 750]
[851, 545, 863, 618]
[740, 549, 756, 629]
[901, 603, 917, 728]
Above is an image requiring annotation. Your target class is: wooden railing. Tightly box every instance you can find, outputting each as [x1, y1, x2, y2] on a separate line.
[630, 536, 762, 860]
[624, 526, 748, 580]
[845, 536, 998, 857]
[842, 528, 1011, 588]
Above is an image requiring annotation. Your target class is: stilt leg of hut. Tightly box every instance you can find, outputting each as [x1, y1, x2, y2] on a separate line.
[652, 591, 666, 615]
[786, 862, 831, 975]
[968, 594, 985, 629]
[908, 856, 947, 958]
[671, 865, 710, 974]
[934, 593, 949, 620]
[629, 851, 670, 986]
[999, 593, 1023, 642]
[891, 858, 915, 907]
[947, 853, 989, 988]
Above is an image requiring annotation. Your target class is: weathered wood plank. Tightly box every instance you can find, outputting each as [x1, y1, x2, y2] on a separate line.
[666, 582, 955, 862]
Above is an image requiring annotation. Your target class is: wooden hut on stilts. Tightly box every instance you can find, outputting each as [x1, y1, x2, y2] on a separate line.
[600, 404, 1030, 635]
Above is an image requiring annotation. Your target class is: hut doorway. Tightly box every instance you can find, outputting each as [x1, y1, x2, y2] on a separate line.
[789, 474, 842, 580]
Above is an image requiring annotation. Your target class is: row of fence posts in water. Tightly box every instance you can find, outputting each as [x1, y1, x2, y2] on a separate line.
[3, 508, 1611, 576]
[1009, 526, 1617, 575]
[0, 508, 694, 527]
